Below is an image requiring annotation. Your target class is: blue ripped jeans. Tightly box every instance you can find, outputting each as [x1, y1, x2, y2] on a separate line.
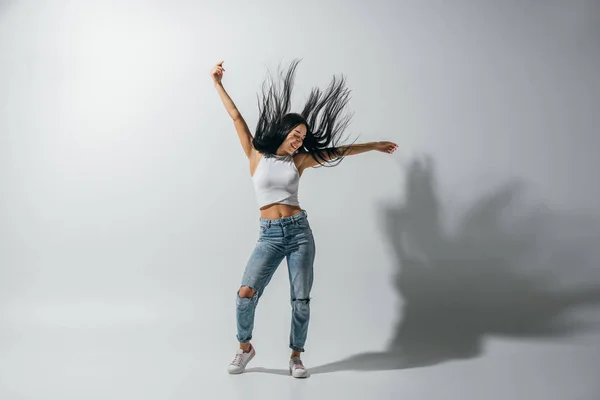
[236, 210, 315, 353]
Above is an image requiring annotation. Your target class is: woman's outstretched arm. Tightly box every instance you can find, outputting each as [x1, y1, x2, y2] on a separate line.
[297, 141, 398, 171]
[211, 61, 254, 158]
[337, 141, 398, 156]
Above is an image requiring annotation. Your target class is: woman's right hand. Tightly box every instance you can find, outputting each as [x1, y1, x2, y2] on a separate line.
[211, 61, 225, 85]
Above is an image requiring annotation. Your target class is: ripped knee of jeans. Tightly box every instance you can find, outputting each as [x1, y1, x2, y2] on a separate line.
[292, 298, 310, 311]
[238, 286, 256, 299]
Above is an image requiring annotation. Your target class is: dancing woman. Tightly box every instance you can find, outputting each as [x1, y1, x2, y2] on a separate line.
[211, 59, 398, 378]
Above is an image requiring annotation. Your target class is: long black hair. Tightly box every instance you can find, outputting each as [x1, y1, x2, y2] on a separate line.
[252, 59, 357, 166]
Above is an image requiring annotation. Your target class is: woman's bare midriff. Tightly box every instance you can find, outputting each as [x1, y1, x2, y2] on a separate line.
[259, 203, 303, 219]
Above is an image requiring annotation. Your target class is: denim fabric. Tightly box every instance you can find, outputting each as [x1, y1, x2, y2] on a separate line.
[236, 210, 315, 352]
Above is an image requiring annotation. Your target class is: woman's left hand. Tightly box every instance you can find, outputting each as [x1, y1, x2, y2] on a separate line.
[374, 141, 398, 154]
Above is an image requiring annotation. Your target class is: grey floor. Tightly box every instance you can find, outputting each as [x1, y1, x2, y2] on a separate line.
[1, 301, 599, 400]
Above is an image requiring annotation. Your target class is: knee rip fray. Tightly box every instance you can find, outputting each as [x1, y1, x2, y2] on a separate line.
[238, 286, 256, 299]
[292, 298, 310, 310]
[292, 298, 310, 303]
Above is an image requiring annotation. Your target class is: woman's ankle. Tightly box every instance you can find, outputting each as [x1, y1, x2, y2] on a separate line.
[240, 342, 252, 352]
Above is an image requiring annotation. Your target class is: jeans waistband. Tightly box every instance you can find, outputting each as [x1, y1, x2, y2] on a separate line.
[260, 209, 307, 227]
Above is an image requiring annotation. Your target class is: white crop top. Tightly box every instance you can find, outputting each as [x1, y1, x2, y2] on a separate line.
[251, 154, 300, 208]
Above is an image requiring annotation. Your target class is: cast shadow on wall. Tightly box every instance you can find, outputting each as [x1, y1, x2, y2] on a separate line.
[308, 155, 600, 374]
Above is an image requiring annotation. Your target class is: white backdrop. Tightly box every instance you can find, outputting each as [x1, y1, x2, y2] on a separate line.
[1, 1, 599, 399]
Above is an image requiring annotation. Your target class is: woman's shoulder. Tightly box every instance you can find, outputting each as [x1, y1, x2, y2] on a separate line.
[292, 150, 308, 161]
[292, 151, 312, 174]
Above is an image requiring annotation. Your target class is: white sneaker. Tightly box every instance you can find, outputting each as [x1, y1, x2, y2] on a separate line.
[227, 346, 255, 374]
[289, 356, 308, 378]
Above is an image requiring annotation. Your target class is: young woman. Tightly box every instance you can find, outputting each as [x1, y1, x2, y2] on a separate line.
[211, 59, 398, 378]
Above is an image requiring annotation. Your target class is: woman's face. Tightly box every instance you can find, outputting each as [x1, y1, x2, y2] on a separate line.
[279, 124, 307, 155]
